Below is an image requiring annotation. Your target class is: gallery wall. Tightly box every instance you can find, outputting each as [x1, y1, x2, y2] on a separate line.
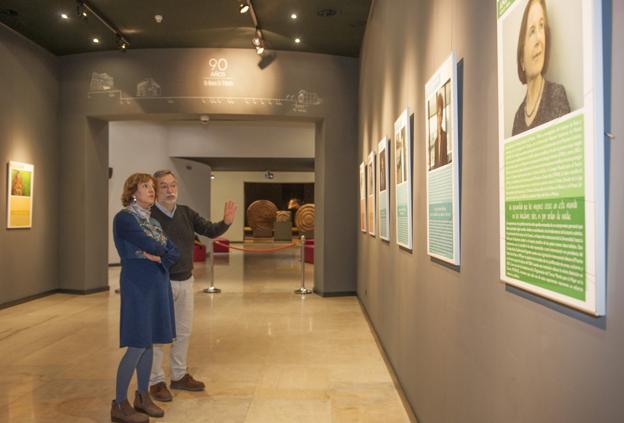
[357, 0, 623, 422]
[211, 171, 315, 242]
[107, 121, 212, 264]
[0, 24, 60, 306]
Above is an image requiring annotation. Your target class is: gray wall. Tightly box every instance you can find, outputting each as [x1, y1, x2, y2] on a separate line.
[358, 0, 623, 422]
[59, 48, 358, 295]
[0, 24, 60, 305]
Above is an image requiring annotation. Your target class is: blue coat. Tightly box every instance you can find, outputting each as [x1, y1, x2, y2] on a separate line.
[113, 210, 179, 348]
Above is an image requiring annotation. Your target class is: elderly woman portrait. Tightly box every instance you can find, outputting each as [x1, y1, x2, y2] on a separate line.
[111, 173, 179, 423]
[511, 0, 570, 136]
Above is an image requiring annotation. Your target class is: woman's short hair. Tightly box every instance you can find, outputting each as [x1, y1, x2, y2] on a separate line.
[516, 0, 551, 84]
[121, 173, 155, 206]
[436, 93, 444, 114]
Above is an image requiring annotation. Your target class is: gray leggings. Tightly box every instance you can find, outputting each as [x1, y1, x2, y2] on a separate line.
[115, 346, 153, 403]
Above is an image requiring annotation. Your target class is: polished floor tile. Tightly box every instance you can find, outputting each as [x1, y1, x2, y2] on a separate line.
[0, 246, 410, 422]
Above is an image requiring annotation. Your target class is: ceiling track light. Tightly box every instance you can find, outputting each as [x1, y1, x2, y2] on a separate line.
[77, 1, 130, 51]
[76, 1, 88, 19]
[239, 2, 250, 14]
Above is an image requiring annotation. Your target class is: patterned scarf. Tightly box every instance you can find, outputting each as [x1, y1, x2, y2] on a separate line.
[125, 202, 167, 246]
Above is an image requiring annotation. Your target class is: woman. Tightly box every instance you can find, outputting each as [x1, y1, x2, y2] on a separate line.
[512, 0, 570, 136]
[432, 93, 448, 170]
[111, 173, 179, 423]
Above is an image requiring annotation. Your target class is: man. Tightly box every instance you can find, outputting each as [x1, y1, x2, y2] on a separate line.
[149, 169, 237, 402]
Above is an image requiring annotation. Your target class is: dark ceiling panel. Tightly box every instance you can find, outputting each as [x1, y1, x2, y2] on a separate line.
[0, 0, 371, 56]
[183, 157, 314, 172]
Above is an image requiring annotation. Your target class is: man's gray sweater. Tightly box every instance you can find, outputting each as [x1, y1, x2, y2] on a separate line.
[151, 204, 229, 281]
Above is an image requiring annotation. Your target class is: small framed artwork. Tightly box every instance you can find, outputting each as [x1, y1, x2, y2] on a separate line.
[7, 161, 34, 229]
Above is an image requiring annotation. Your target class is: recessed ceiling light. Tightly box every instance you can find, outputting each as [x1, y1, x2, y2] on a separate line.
[60, 12, 69, 20]
[294, 37, 301, 44]
[290, 13, 298, 20]
[92, 37, 100, 44]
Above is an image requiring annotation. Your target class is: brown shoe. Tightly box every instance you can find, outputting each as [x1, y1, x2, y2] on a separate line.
[111, 399, 149, 423]
[134, 391, 164, 418]
[149, 382, 173, 402]
[170, 373, 205, 391]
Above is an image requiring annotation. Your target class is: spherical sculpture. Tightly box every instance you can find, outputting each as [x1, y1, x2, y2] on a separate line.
[247, 200, 278, 231]
[295, 204, 315, 233]
[275, 211, 291, 223]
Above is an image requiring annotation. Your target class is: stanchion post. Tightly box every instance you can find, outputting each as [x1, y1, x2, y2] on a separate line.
[203, 241, 222, 294]
[294, 235, 312, 295]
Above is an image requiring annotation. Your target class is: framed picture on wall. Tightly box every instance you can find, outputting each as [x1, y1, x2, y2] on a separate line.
[394, 108, 412, 250]
[497, 0, 605, 315]
[367, 151, 376, 236]
[7, 161, 35, 229]
[377, 137, 390, 241]
[425, 52, 461, 265]
[360, 161, 367, 233]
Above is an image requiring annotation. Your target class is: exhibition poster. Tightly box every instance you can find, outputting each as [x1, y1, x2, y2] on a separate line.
[7, 161, 34, 229]
[378, 137, 390, 241]
[394, 109, 412, 250]
[360, 161, 367, 233]
[367, 151, 376, 236]
[425, 52, 461, 265]
[497, 0, 605, 314]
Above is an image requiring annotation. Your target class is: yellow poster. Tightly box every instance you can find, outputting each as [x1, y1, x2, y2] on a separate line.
[7, 161, 34, 229]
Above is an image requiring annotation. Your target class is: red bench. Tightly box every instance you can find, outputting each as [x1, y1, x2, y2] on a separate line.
[214, 238, 230, 253]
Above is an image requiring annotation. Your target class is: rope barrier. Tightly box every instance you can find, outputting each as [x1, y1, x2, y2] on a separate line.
[213, 240, 297, 253]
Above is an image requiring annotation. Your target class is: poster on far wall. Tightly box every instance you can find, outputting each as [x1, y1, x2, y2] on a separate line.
[7, 161, 34, 229]
[425, 52, 461, 265]
[497, 0, 605, 315]
[367, 151, 376, 236]
[377, 137, 390, 241]
[360, 161, 367, 233]
[394, 109, 412, 250]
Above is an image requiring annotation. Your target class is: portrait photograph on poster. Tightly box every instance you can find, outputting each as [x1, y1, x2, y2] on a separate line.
[394, 109, 412, 250]
[360, 161, 367, 233]
[497, 0, 605, 315]
[7, 161, 35, 229]
[425, 52, 461, 265]
[377, 137, 390, 241]
[367, 151, 376, 236]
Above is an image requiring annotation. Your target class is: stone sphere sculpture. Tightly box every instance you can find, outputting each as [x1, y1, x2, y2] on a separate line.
[247, 200, 278, 231]
[295, 204, 315, 233]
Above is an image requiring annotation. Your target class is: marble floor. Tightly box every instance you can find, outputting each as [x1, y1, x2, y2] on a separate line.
[0, 245, 411, 422]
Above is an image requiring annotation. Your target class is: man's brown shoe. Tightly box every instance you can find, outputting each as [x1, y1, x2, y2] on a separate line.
[134, 391, 164, 418]
[170, 373, 205, 391]
[149, 382, 173, 402]
[110, 399, 149, 423]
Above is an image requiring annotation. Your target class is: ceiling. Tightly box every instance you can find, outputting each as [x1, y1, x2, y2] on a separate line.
[184, 157, 314, 172]
[0, 0, 371, 57]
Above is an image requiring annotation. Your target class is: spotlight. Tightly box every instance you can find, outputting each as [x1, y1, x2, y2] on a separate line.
[290, 13, 297, 20]
[264, 170, 274, 180]
[117, 35, 129, 50]
[257, 52, 277, 69]
[294, 37, 301, 44]
[256, 45, 264, 55]
[210, 174, 216, 180]
[60, 12, 69, 20]
[239, 2, 249, 14]
[91, 37, 100, 44]
[252, 36, 262, 47]
[76, 1, 88, 19]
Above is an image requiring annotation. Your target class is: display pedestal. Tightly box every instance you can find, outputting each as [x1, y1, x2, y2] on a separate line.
[274, 221, 292, 241]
